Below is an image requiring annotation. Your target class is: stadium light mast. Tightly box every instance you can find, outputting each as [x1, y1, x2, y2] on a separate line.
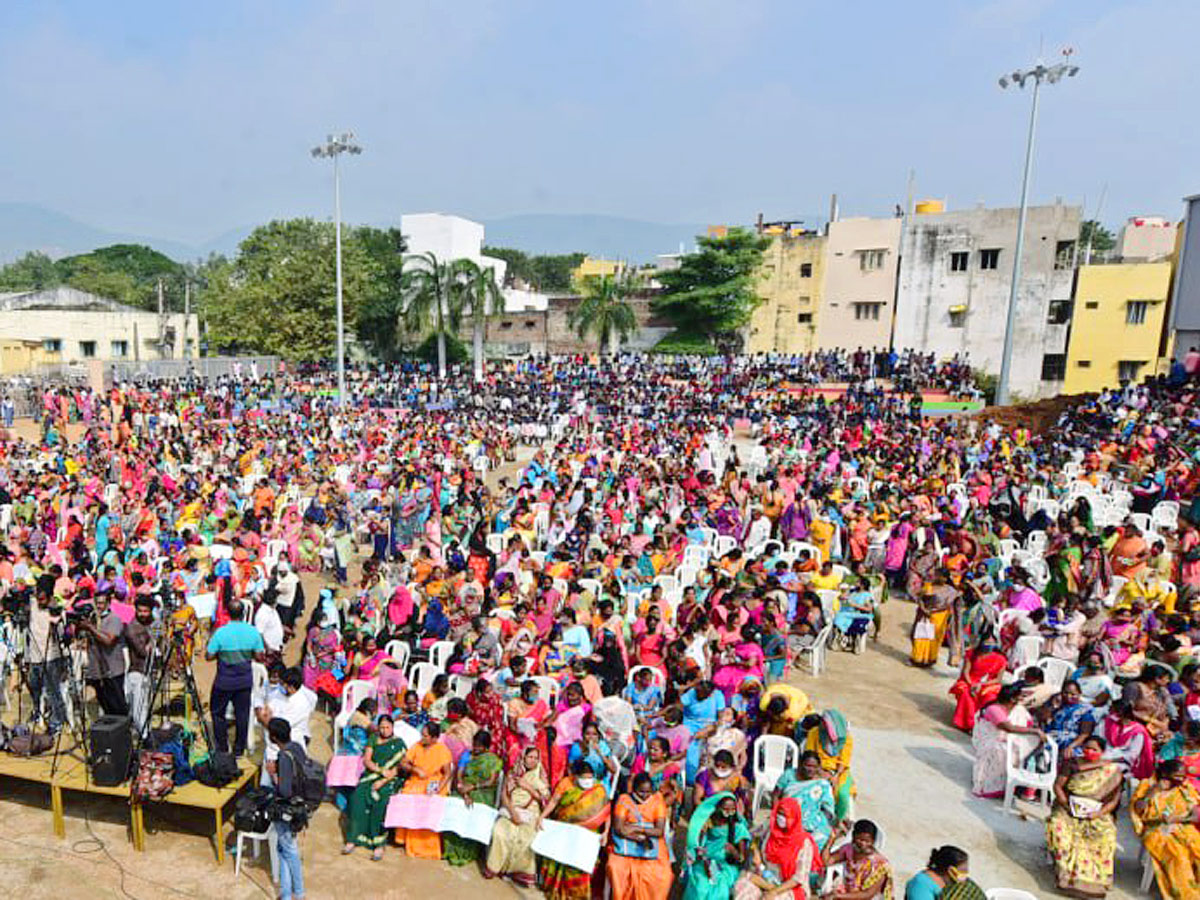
[311, 132, 363, 407]
[995, 54, 1079, 406]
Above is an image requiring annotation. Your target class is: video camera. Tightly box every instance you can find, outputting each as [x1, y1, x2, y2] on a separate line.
[0, 584, 32, 629]
[63, 602, 96, 627]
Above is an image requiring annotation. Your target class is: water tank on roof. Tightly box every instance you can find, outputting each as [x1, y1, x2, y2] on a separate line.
[915, 199, 945, 214]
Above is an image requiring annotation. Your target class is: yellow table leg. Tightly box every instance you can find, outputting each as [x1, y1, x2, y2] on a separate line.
[51, 786, 64, 838]
[131, 802, 144, 851]
[214, 806, 224, 864]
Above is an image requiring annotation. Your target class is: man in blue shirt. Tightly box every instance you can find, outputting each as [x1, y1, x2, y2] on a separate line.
[205, 600, 265, 755]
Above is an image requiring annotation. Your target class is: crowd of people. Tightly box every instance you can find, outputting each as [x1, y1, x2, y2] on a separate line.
[2, 351, 1200, 900]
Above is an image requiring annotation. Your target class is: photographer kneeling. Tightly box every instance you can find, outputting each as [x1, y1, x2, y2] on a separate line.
[75, 592, 128, 717]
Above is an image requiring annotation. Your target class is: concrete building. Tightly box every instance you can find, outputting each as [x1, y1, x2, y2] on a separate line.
[1116, 216, 1177, 262]
[1064, 261, 1174, 393]
[572, 257, 626, 283]
[814, 216, 902, 352]
[893, 202, 1080, 400]
[1170, 195, 1200, 359]
[747, 225, 825, 353]
[0, 286, 197, 374]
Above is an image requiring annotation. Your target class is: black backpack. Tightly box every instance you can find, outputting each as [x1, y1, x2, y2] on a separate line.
[282, 745, 326, 808]
[194, 751, 240, 788]
[233, 786, 275, 834]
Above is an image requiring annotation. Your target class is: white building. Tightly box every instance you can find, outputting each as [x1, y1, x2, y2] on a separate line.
[893, 201, 1080, 399]
[0, 286, 197, 373]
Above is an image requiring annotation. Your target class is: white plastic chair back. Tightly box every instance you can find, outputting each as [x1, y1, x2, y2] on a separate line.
[751, 735, 799, 814]
[1003, 735, 1057, 813]
[340, 679, 375, 717]
[1129, 512, 1152, 533]
[985, 889, 1038, 900]
[486, 533, 506, 555]
[384, 640, 411, 675]
[1011, 635, 1042, 669]
[593, 696, 637, 746]
[408, 662, 440, 700]
[529, 676, 560, 710]
[429, 640, 455, 671]
[449, 674, 477, 699]
[627, 665, 666, 690]
[1037, 656, 1075, 692]
[794, 625, 833, 677]
[713, 535, 737, 557]
[1025, 530, 1047, 555]
[653, 574, 678, 595]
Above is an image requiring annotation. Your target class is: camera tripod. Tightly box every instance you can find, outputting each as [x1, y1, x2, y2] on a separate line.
[48, 620, 93, 779]
[133, 615, 213, 756]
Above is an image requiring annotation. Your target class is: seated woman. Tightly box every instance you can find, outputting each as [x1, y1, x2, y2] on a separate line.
[505, 678, 551, 760]
[1131, 759, 1200, 900]
[949, 641, 1008, 733]
[607, 772, 675, 900]
[624, 666, 665, 723]
[342, 714, 408, 860]
[631, 737, 683, 814]
[540, 759, 612, 900]
[395, 722, 454, 859]
[971, 684, 1044, 799]
[1074, 651, 1117, 719]
[1101, 701, 1155, 780]
[693, 749, 749, 814]
[444, 730, 504, 866]
[682, 792, 751, 900]
[733, 797, 820, 900]
[832, 576, 876, 650]
[803, 710, 857, 821]
[821, 819, 894, 900]
[568, 721, 620, 783]
[484, 745, 550, 887]
[1046, 734, 1123, 899]
[1042, 681, 1097, 759]
[712, 624, 767, 701]
[904, 845, 971, 900]
[706, 706, 749, 775]
[775, 751, 839, 852]
[328, 697, 377, 807]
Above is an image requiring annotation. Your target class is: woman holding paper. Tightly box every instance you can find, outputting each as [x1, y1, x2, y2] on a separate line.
[484, 745, 550, 887]
[342, 714, 407, 859]
[1045, 734, 1123, 898]
[395, 722, 454, 859]
[607, 772, 674, 900]
[444, 730, 504, 866]
[539, 759, 612, 900]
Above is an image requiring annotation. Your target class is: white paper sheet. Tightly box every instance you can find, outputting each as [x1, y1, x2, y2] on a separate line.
[531, 820, 602, 872]
[438, 798, 500, 843]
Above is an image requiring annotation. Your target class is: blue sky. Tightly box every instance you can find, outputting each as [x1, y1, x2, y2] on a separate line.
[0, 0, 1196, 244]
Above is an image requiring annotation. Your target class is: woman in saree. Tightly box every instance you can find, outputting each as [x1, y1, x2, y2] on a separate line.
[484, 745, 550, 887]
[607, 772, 674, 900]
[775, 751, 839, 851]
[1045, 735, 1123, 899]
[302, 611, 342, 692]
[350, 633, 390, 681]
[682, 792, 752, 900]
[821, 819, 894, 900]
[395, 722, 454, 859]
[539, 759, 612, 900]
[1043, 680, 1098, 757]
[1131, 759, 1200, 900]
[713, 624, 767, 701]
[733, 797, 820, 900]
[949, 641, 1007, 733]
[1101, 701, 1155, 779]
[693, 749, 750, 811]
[631, 736, 683, 813]
[910, 572, 957, 668]
[505, 678, 550, 760]
[342, 714, 408, 859]
[1099, 605, 1145, 673]
[972, 684, 1044, 798]
[443, 729, 504, 866]
[883, 515, 914, 589]
[632, 606, 673, 674]
[465, 678, 506, 740]
[803, 710, 857, 820]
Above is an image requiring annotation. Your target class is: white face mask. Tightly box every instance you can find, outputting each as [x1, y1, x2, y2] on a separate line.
[776, 814, 788, 828]
[577, 776, 596, 789]
[714, 767, 733, 779]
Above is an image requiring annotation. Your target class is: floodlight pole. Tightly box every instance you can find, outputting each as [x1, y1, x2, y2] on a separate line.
[995, 60, 1078, 407]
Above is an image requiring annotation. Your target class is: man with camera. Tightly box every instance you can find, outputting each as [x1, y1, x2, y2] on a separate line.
[26, 574, 68, 735]
[267, 717, 308, 900]
[123, 596, 156, 730]
[75, 591, 129, 717]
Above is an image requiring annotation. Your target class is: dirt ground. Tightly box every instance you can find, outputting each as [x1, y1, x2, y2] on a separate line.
[0, 426, 1148, 899]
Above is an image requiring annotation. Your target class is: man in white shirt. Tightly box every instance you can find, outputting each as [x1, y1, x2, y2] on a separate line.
[255, 667, 316, 783]
[272, 562, 302, 632]
[254, 592, 285, 660]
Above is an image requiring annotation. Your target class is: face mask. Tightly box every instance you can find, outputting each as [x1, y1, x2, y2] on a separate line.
[1082, 747, 1103, 762]
[577, 776, 595, 789]
[947, 867, 965, 884]
[775, 814, 788, 828]
[714, 767, 733, 779]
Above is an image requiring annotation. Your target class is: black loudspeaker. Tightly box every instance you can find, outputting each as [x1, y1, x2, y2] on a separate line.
[89, 715, 133, 786]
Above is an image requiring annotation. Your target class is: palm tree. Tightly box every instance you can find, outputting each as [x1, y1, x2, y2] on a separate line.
[456, 259, 506, 382]
[400, 251, 463, 379]
[567, 272, 640, 358]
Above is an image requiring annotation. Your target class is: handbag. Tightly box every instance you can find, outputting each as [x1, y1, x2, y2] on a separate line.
[913, 619, 936, 641]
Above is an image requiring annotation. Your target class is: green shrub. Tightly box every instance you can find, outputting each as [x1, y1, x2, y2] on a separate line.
[414, 332, 469, 365]
[651, 329, 718, 356]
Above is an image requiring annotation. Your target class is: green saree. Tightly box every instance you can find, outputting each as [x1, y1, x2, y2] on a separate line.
[344, 735, 408, 848]
[443, 751, 504, 866]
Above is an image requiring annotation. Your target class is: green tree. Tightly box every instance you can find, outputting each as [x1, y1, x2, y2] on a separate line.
[481, 247, 585, 291]
[354, 227, 408, 360]
[0, 251, 61, 291]
[456, 259, 506, 382]
[56, 243, 185, 309]
[567, 272, 640, 357]
[200, 219, 378, 360]
[1079, 220, 1116, 258]
[481, 246, 531, 286]
[401, 252, 465, 379]
[61, 256, 140, 306]
[651, 228, 769, 349]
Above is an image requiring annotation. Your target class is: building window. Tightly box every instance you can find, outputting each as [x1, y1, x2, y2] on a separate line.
[1126, 300, 1150, 325]
[524, 320, 537, 329]
[979, 248, 1001, 270]
[797, 313, 813, 324]
[79, 341, 96, 358]
[798, 295, 811, 306]
[800, 263, 813, 278]
[500, 322, 513, 330]
[42, 339, 62, 353]
[859, 249, 886, 272]
[853, 302, 883, 321]
[1118, 360, 1144, 383]
[1076, 360, 1091, 368]
[949, 251, 969, 272]
[1084, 301, 1099, 310]
[111, 340, 128, 357]
[948, 307, 967, 328]
[1055, 240, 1076, 270]
[1041, 353, 1067, 381]
[1047, 300, 1073, 325]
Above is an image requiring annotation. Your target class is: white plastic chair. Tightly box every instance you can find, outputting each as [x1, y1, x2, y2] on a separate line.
[985, 890, 1038, 900]
[1010, 635, 1042, 670]
[384, 640, 411, 676]
[794, 625, 833, 677]
[997, 538, 1020, 562]
[626, 665, 666, 690]
[429, 640, 455, 672]
[1152, 501, 1179, 531]
[408, 662, 440, 701]
[486, 533, 506, 555]
[529, 676, 560, 710]
[578, 577, 603, 600]
[1003, 735, 1057, 814]
[713, 535, 737, 557]
[652, 574, 679, 595]
[449, 674, 478, 699]
[1036, 656, 1075, 692]
[751, 735, 800, 815]
[787, 540, 821, 563]
[1128, 512, 1152, 533]
[234, 824, 278, 882]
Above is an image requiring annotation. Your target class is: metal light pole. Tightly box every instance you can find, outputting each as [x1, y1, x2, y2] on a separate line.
[995, 57, 1078, 406]
[311, 132, 362, 407]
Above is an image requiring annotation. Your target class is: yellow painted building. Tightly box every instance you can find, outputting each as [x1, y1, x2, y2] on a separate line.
[572, 257, 625, 283]
[747, 229, 826, 353]
[1064, 261, 1173, 392]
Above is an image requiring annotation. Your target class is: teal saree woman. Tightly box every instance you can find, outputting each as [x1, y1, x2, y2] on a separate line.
[682, 792, 752, 900]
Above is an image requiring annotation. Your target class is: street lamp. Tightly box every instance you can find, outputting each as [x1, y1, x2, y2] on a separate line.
[995, 57, 1079, 407]
[311, 131, 363, 407]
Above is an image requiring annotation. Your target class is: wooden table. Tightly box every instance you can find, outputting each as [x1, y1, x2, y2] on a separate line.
[133, 758, 259, 862]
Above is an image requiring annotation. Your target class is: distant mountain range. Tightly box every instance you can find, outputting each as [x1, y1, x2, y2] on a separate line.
[0, 203, 758, 266]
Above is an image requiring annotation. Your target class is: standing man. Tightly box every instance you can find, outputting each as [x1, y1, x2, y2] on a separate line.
[205, 600, 264, 756]
[267, 718, 308, 900]
[253, 590, 285, 667]
[26, 575, 68, 735]
[77, 591, 128, 716]
[123, 596, 156, 730]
